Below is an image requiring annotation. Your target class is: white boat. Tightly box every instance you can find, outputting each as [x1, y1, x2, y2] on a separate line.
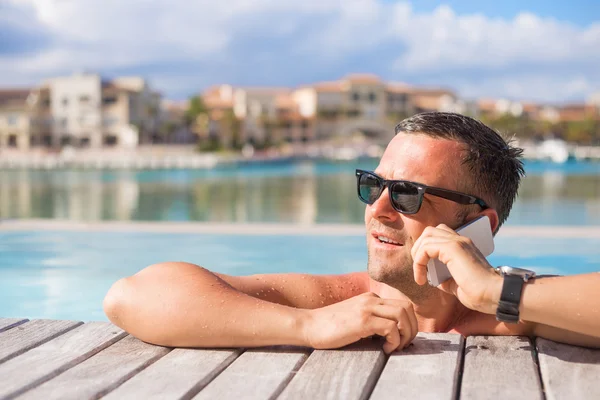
[536, 139, 570, 164]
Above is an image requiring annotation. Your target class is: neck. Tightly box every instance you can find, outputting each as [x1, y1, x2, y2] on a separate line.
[375, 281, 467, 332]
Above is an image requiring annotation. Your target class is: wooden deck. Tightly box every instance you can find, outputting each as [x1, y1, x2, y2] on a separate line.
[1, 318, 599, 399]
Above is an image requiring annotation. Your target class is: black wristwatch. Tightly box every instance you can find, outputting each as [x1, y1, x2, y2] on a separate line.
[494, 266, 536, 323]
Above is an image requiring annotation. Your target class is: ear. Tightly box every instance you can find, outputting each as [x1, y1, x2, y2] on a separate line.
[479, 208, 500, 234]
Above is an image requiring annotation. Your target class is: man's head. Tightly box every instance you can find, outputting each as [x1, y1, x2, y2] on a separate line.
[363, 112, 524, 298]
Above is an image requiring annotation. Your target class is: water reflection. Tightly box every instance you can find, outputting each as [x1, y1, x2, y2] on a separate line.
[1, 160, 600, 225]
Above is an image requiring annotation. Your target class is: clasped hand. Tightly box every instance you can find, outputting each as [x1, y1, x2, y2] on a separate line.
[302, 292, 418, 354]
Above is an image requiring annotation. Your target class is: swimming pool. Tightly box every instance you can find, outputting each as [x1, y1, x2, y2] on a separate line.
[1, 228, 598, 322]
[2, 159, 600, 225]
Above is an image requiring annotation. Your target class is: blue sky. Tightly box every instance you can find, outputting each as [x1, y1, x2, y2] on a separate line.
[1, 0, 599, 103]
[410, 0, 600, 25]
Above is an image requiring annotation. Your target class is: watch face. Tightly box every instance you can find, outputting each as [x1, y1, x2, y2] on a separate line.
[496, 266, 536, 281]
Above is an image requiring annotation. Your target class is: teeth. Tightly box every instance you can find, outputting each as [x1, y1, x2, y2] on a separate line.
[377, 236, 400, 245]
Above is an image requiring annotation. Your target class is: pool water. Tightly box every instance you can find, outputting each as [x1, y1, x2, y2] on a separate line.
[2, 159, 600, 225]
[1, 230, 598, 322]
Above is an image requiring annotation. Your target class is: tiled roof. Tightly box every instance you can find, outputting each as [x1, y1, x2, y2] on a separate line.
[0, 89, 31, 108]
[386, 83, 413, 94]
[312, 81, 346, 92]
[343, 73, 382, 84]
[412, 95, 442, 111]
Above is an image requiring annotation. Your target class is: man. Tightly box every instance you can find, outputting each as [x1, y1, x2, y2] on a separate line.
[104, 112, 600, 352]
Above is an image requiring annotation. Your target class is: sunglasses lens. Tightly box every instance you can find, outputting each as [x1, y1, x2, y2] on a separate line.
[358, 172, 382, 204]
[391, 182, 421, 213]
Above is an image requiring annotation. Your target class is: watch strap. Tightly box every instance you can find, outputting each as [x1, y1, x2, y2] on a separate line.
[496, 275, 524, 323]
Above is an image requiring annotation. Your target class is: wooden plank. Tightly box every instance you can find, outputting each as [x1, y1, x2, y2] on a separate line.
[102, 348, 242, 400]
[369, 333, 463, 400]
[19, 335, 171, 400]
[278, 339, 386, 400]
[0, 318, 28, 333]
[461, 336, 543, 400]
[0, 321, 125, 399]
[537, 337, 600, 400]
[0, 319, 82, 364]
[194, 347, 309, 399]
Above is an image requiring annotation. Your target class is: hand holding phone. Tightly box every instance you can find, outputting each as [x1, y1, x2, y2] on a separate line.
[426, 216, 495, 287]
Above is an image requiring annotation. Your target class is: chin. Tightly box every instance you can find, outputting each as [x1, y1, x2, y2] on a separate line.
[367, 260, 405, 286]
[367, 247, 415, 285]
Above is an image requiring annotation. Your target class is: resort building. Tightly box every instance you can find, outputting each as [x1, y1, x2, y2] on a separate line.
[0, 72, 161, 151]
[200, 74, 460, 148]
[0, 89, 34, 151]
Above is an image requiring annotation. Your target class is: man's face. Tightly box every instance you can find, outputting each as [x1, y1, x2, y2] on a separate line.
[364, 133, 473, 292]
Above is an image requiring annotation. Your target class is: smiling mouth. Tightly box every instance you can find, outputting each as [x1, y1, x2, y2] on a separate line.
[375, 235, 403, 246]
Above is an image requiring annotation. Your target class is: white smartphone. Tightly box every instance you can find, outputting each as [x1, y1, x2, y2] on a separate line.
[426, 215, 495, 287]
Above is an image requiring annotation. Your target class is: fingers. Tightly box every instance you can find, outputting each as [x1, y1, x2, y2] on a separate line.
[411, 226, 455, 267]
[366, 317, 401, 354]
[412, 226, 479, 286]
[369, 301, 418, 353]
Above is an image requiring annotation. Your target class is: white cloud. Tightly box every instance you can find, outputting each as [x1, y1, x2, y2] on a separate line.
[456, 74, 595, 102]
[2, 0, 600, 102]
[391, 6, 600, 71]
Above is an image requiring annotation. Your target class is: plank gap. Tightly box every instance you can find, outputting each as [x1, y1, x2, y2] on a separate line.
[268, 349, 312, 400]
[180, 349, 245, 400]
[0, 319, 29, 333]
[94, 346, 173, 399]
[2, 324, 128, 399]
[452, 335, 466, 400]
[0, 320, 83, 364]
[532, 337, 548, 400]
[359, 347, 389, 400]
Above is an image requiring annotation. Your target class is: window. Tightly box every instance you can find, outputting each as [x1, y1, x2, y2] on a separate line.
[80, 95, 90, 104]
[352, 92, 360, 102]
[80, 137, 90, 147]
[62, 97, 69, 106]
[102, 96, 117, 105]
[368, 93, 377, 103]
[104, 135, 118, 146]
[8, 135, 17, 147]
[7, 115, 18, 125]
[42, 135, 52, 147]
[60, 136, 71, 146]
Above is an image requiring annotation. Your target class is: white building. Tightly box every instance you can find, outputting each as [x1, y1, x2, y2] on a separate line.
[14, 72, 163, 150]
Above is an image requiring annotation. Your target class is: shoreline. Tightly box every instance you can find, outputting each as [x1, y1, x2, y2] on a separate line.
[2, 219, 600, 238]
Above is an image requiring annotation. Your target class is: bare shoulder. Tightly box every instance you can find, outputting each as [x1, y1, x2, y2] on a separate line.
[218, 270, 370, 309]
[450, 310, 533, 337]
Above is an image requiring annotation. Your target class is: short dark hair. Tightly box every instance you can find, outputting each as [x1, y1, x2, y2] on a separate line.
[394, 112, 524, 230]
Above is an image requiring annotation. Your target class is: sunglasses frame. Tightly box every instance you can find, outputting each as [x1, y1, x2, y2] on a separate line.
[355, 169, 489, 214]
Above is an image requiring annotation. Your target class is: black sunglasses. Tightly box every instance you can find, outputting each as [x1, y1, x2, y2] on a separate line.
[355, 169, 489, 214]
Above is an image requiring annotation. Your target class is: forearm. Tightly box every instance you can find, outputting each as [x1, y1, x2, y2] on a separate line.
[104, 262, 309, 348]
[519, 274, 600, 339]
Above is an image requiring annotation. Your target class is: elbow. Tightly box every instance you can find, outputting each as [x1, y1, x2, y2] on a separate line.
[103, 277, 132, 329]
[103, 262, 201, 346]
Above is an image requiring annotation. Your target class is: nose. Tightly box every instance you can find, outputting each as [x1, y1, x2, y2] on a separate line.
[369, 187, 400, 222]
